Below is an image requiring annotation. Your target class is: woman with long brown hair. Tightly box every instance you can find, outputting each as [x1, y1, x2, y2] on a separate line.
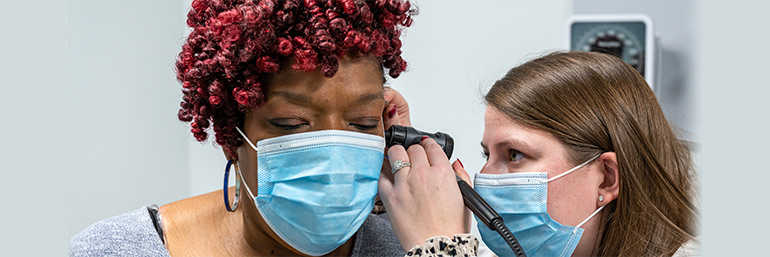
[379, 51, 699, 256]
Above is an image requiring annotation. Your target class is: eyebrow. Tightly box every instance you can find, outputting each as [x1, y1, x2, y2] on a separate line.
[356, 92, 384, 105]
[480, 137, 533, 152]
[269, 91, 310, 106]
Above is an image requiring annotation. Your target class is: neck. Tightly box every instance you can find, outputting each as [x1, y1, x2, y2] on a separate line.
[240, 210, 296, 256]
[239, 204, 356, 256]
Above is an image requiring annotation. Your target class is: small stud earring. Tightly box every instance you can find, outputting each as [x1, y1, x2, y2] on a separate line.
[598, 195, 605, 202]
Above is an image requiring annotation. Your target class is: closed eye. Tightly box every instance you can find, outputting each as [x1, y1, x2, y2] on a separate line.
[350, 118, 379, 131]
[269, 118, 308, 131]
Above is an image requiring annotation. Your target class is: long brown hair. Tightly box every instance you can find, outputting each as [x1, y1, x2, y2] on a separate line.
[485, 52, 698, 256]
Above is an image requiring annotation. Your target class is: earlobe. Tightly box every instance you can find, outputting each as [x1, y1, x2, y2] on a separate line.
[597, 152, 620, 205]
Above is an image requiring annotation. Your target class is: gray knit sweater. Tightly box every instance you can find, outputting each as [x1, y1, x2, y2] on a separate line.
[69, 206, 405, 256]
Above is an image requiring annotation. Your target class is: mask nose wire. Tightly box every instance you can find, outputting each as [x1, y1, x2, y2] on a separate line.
[542, 153, 602, 183]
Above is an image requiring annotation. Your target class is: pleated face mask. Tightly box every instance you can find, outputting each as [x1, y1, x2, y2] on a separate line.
[474, 154, 605, 257]
[237, 128, 385, 256]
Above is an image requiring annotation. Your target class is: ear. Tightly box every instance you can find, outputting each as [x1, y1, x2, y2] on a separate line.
[596, 152, 619, 206]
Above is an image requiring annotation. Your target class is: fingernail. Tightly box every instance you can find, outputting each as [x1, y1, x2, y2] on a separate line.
[421, 136, 429, 141]
[457, 158, 464, 168]
[388, 106, 397, 118]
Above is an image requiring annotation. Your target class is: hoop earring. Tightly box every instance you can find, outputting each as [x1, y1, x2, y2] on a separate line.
[223, 160, 241, 212]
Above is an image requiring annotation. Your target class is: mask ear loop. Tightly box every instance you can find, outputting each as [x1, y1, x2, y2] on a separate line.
[241, 169, 258, 200]
[234, 127, 261, 199]
[236, 127, 258, 151]
[540, 153, 607, 233]
[573, 205, 606, 233]
[544, 153, 602, 183]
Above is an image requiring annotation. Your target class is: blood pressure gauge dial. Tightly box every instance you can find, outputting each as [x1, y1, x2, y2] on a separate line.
[567, 14, 657, 91]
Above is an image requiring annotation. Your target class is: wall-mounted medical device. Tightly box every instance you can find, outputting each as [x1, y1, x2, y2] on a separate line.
[567, 14, 658, 91]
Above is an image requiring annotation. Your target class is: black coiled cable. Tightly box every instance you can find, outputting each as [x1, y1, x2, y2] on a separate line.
[456, 179, 526, 257]
[491, 218, 526, 257]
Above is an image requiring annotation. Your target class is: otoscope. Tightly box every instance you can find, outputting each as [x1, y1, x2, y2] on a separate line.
[384, 125, 527, 257]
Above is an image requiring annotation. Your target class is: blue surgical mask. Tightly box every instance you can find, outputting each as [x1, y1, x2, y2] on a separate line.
[236, 128, 385, 256]
[474, 154, 604, 257]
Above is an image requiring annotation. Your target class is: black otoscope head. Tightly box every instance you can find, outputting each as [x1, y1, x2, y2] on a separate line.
[384, 125, 454, 159]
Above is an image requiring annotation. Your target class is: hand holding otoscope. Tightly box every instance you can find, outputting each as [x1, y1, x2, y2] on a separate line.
[381, 125, 526, 257]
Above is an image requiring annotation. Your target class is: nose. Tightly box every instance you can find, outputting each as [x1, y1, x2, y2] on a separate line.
[315, 115, 349, 132]
[479, 159, 507, 174]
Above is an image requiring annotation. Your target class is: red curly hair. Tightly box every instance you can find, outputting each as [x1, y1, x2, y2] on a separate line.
[175, 0, 415, 157]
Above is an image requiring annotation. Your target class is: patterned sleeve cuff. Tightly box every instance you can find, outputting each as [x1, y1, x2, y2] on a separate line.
[405, 234, 479, 257]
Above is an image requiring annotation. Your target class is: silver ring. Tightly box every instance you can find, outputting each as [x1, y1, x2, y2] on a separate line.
[391, 160, 411, 174]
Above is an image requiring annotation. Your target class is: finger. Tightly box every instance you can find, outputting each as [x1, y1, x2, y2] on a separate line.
[453, 159, 473, 232]
[452, 159, 472, 185]
[383, 86, 396, 102]
[404, 144, 429, 173]
[383, 104, 399, 129]
[383, 87, 411, 126]
[387, 145, 411, 182]
[382, 102, 392, 119]
[378, 161, 394, 200]
[383, 90, 390, 109]
[381, 147, 394, 181]
[420, 137, 450, 168]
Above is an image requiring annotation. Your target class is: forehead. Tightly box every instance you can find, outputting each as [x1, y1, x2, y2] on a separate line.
[483, 106, 564, 150]
[265, 56, 384, 102]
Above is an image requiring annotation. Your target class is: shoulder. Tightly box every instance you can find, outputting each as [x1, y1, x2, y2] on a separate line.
[69, 206, 169, 257]
[159, 190, 241, 255]
[352, 213, 406, 257]
[672, 238, 701, 257]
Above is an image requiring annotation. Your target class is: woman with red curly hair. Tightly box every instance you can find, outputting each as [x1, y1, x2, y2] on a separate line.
[69, 0, 421, 256]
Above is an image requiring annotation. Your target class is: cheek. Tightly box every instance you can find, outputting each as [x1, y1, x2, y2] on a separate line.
[237, 146, 258, 182]
[545, 177, 598, 226]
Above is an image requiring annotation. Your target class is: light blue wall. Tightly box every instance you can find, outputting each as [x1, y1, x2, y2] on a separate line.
[66, 0, 190, 241]
[697, 1, 770, 255]
[1, 1, 67, 256]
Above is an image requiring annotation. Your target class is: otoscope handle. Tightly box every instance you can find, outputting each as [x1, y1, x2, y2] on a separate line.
[455, 175, 501, 230]
[456, 175, 527, 257]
